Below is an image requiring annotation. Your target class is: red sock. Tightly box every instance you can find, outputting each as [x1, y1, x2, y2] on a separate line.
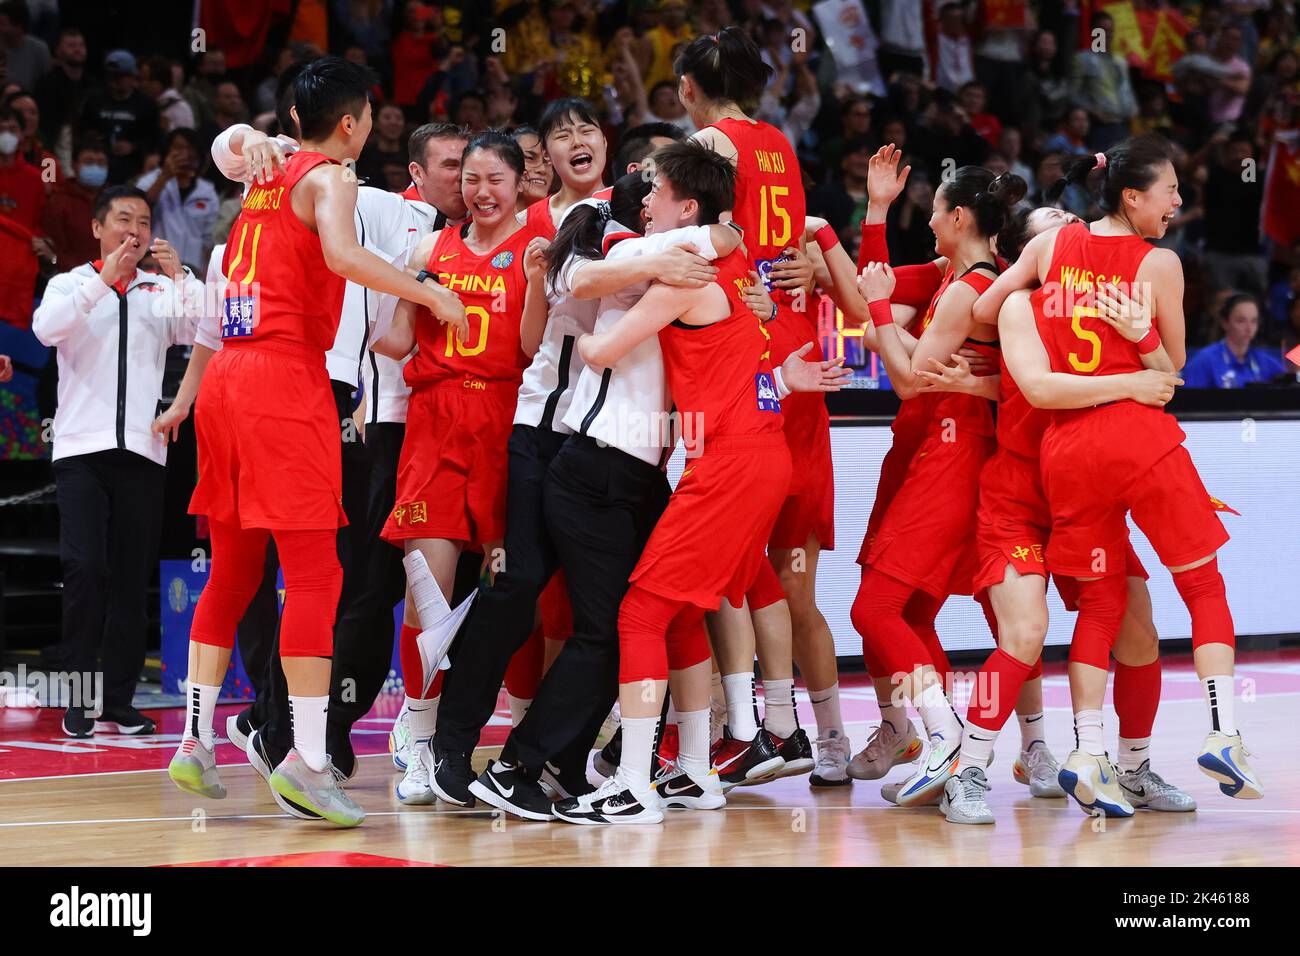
[1114, 658, 1161, 739]
[967, 647, 1034, 732]
[1172, 558, 1235, 650]
[399, 623, 436, 699]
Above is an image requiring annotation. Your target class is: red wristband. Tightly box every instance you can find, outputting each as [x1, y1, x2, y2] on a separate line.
[1137, 327, 1161, 354]
[868, 298, 893, 328]
[814, 223, 838, 253]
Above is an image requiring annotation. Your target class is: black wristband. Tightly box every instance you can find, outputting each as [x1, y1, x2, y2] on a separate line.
[415, 269, 438, 285]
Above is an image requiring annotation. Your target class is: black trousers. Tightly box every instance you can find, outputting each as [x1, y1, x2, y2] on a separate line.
[54, 449, 166, 714]
[434, 423, 570, 755]
[503, 436, 670, 772]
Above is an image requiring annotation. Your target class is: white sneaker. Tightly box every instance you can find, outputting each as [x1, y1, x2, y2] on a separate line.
[656, 765, 726, 810]
[1058, 750, 1134, 818]
[893, 735, 960, 808]
[1197, 731, 1262, 799]
[847, 719, 923, 781]
[389, 703, 412, 772]
[1118, 760, 1197, 811]
[395, 739, 436, 806]
[941, 766, 995, 825]
[809, 729, 852, 787]
[1013, 744, 1066, 798]
[554, 774, 664, 825]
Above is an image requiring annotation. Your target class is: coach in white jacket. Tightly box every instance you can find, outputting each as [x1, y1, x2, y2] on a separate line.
[33, 184, 202, 738]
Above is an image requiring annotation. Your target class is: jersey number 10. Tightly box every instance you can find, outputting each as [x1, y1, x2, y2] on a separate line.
[445, 304, 490, 357]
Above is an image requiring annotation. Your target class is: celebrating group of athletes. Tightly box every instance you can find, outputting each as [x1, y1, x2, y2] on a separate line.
[163, 26, 1262, 831]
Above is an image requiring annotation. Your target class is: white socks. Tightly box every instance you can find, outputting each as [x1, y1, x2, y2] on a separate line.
[916, 681, 962, 743]
[878, 695, 909, 736]
[762, 677, 797, 739]
[289, 694, 329, 772]
[722, 672, 759, 741]
[676, 708, 710, 778]
[1017, 712, 1046, 752]
[1074, 709, 1105, 756]
[1117, 736, 1150, 772]
[507, 694, 531, 727]
[184, 681, 220, 750]
[618, 715, 661, 794]
[709, 670, 726, 744]
[1202, 675, 1237, 735]
[958, 723, 998, 771]
[809, 683, 844, 738]
[406, 694, 439, 743]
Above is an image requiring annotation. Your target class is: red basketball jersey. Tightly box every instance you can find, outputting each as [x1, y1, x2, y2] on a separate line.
[523, 186, 614, 242]
[657, 248, 786, 442]
[1031, 223, 1155, 379]
[404, 222, 534, 388]
[995, 359, 1050, 458]
[220, 151, 346, 353]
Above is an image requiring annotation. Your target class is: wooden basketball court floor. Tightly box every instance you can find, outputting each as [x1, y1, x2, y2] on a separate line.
[2, 650, 1297, 867]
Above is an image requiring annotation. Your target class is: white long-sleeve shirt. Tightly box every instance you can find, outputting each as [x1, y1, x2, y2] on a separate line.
[33, 263, 202, 466]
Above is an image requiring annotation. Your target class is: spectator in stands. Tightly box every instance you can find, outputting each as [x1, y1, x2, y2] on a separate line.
[1000, 125, 1035, 190]
[1131, 81, 1175, 137]
[182, 48, 226, 129]
[0, 1, 48, 92]
[78, 50, 157, 185]
[959, 81, 1001, 147]
[1199, 130, 1266, 295]
[934, 2, 974, 93]
[1183, 293, 1287, 388]
[453, 90, 488, 132]
[391, 4, 440, 109]
[34, 28, 91, 148]
[32, 184, 201, 739]
[1045, 105, 1093, 157]
[1019, 28, 1071, 143]
[912, 93, 988, 182]
[1208, 23, 1253, 126]
[141, 56, 195, 133]
[0, 103, 44, 231]
[41, 137, 105, 270]
[644, 0, 692, 91]
[254, 47, 297, 115]
[358, 102, 407, 184]
[1033, 150, 1090, 218]
[885, 167, 936, 266]
[1068, 9, 1136, 150]
[808, 136, 869, 238]
[822, 96, 875, 175]
[4, 90, 55, 177]
[136, 127, 218, 272]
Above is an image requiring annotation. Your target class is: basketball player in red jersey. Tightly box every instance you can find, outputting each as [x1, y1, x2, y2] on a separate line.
[852, 156, 1027, 807]
[167, 57, 467, 826]
[553, 142, 849, 824]
[676, 26, 831, 786]
[978, 136, 1262, 812]
[915, 204, 1195, 823]
[372, 131, 547, 807]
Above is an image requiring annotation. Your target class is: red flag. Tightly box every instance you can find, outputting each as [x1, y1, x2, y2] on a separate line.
[1262, 137, 1300, 247]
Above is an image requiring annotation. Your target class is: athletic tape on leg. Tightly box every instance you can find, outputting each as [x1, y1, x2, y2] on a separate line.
[403, 550, 476, 693]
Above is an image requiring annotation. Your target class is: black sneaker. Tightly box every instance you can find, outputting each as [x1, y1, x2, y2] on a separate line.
[93, 705, 156, 735]
[62, 706, 94, 739]
[770, 726, 815, 779]
[655, 766, 726, 810]
[467, 760, 554, 821]
[593, 726, 621, 777]
[427, 741, 477, 807]
[540, 759, 596, 800]
[710, 726, 785, 792]
[247, 729, 320, 820]
[225, 708, 257, 750]
[553, 775, 664, 826]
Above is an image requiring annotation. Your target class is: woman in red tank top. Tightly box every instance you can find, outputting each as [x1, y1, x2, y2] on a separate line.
[846, 150, 1028, 808]
[979, 136, 1262, 807]
[674, 25, 844, 786]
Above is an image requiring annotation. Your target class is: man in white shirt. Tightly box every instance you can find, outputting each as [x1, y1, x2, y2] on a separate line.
[135, 128, 219, 271]
[33, 185, 201, 738]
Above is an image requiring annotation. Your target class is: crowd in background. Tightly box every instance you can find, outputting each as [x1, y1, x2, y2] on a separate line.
[0, 0, 1298, 385]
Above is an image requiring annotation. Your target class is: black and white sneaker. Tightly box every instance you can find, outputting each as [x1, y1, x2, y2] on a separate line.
[247, 729, 320, 820]
[467, 760, 554, 821]
[94, 705, 156, 735]
[225, 708, 257, 751]
[655, 766, 726, 810]
[427, 741, 477, 808]
[539, 760, 596, 800]
[62, 706, 94, 739]
[554, 774, 664, 826]
[593, 726, 621, 778]
[770, 726, 815, 779]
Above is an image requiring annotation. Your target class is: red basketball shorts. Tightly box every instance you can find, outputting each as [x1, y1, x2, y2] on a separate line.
[382, 379, 515, 549]
[770, 393, 835, 550]
[1040, 404, 1228, 578]
[190, 344, 346, 531]
[631, 434, 791, 611]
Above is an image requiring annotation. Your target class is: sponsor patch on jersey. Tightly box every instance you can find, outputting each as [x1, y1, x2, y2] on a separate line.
[222, 295, 257, 338]
[754, 254, 793, 292]
[490, 250, 515, 270]
[755, 371, 781, 413]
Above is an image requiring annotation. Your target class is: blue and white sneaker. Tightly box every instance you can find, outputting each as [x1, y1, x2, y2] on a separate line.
[893, 735, 960, 808]
[1058, 750, 1134, 818]
[1197, 731, 1262, 799]
[389, 702, 411, 772]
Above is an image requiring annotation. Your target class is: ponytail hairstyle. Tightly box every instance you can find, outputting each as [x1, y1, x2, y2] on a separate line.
[545, 171, 652, 288]
[674, 26, 773, 109]
[940, 164, 1027, 240]
[1046, 134, 1174, 214]
[462, 129, 525, 178]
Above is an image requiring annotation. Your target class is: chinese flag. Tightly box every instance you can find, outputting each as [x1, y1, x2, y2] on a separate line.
[199, 0, 294, 70]
[1262, 137, 1300, 247]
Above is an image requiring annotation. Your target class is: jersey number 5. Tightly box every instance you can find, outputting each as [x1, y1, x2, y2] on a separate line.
[1068, 304, 1102, 373]
[758, 185, 791, 248]
[445, 304, 490, 357]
